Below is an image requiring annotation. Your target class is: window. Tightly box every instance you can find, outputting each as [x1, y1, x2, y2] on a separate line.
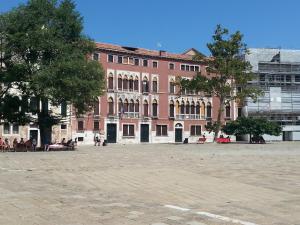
[61, 124, 67, 129]
[156, 125, 168, 136]
[196, 102, 200, 115]
[206, 103, 212, 118]
[129, 76, 134, 91]
[123, 56, 128, 64]
[143, 100, 149, 117]
[118, 75, 122, 90]
[225, 103, 231, 118]
[124, 99, 129, 112]
[108, 54, 114, 63]
[152, 61, 158, 68]
[238, 107, 242, 117]
[180, 101, 185, 114]
[118, 99, 123, 114]
[152, 78, 158, 93]
[191, 125, 201, 136]
[134, 100, 139, 112]
[123, 76, 128, 90]
[134, 58, 139, 66]
[3, 123, 10, 134]
[117, 56, 123, 64]
[30, 97, 39, 113]
[195, 66, 200, 72]
[108, 75, 114, 90]
[169, 63, 175, 70]
[134, 77, 139, 91]
[108, 98, 114, 115]
[191, 102, 195, 114]
[61, 101, 67, 117]
[94, 100, 99, 115]
[181, 64, 185, 70]
[93, 53, 99, 61]
[129, 57, 134, 65]
[152, 100, 158, 117]
[286, 75, 291, 82]
[129, 100, 134, 112]
[169, 101, 175, 118]
[185, 101, 190, 114]
[142, 78, 149, 93]
[123, 124, 134, 137]
[78, 121, 84, 131]
[190, 65, 195, 71]
[143, 59, 148, 67]
[94, 121, 99, 131]
[169, 80, 175, 94]
[295, 75, 300, 82]
[78, 137, 84, 142]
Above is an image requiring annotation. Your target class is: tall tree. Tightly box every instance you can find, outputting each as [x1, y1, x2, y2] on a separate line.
[222, 117, 282, 143]
[0, 0, 105, 144]
[179, 25, 261, 140]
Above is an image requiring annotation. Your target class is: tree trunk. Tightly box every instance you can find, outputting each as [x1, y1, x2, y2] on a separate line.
[214, 98, 224, 142]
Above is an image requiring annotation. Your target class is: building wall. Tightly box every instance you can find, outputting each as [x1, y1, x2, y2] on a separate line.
[72, 44, 236, 144]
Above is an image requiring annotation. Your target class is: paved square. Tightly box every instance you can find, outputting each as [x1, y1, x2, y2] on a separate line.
[0, 142, 299, 225]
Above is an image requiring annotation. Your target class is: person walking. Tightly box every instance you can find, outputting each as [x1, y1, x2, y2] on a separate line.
[32, 138, 37, 151]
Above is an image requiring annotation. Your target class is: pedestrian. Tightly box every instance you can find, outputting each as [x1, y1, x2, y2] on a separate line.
[32, 138, 37, 151]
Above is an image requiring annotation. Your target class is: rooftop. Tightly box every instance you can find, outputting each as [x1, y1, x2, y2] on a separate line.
[95, 42, 206, 62]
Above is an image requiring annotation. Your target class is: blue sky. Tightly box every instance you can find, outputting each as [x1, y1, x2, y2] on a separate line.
[1, 0, 300, 55]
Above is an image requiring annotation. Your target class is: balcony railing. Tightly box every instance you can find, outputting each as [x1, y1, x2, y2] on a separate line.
[176, 114, 205, 120]
[122, 112, 140, 118]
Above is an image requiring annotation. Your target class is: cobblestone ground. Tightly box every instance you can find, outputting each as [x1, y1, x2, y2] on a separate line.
[0, 142, 299, 225]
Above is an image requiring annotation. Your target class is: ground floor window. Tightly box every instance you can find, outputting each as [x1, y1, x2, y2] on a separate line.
[156, 125, 168, 136]
[191, 125, 201, 136]
[12, 124, 19, 134]
[94, 121, 99, 131]
[123, 124, 134, 137]
[78, 121, 84, 131]
[3, 123, 10, 134]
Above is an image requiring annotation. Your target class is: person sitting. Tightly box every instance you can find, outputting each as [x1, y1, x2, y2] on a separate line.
[0, 138, 5, 151]
[13, 138, 18, 151]
[219, 134, 224, 138]
[61, 138, 67, 146]
[4, 138, 10, 151]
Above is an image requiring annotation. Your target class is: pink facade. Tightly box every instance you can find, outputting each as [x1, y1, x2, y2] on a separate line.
[72, 43, 236, 144]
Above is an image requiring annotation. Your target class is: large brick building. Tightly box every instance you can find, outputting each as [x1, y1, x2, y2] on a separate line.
[71, 43, 237, 144]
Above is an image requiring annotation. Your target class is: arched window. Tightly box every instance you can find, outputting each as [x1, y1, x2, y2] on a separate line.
[124, 99, 129, 113]
[176, 100, 180, 115]
[152, 99, 158, 117]
[142, 77, 149, 93]
[108, 97, 114, 115]
[186, 101, 190, 114]
[129, 99, 134, 112]
[134, 76, 139, 91]
[134, 100, 139, 112]
[191, 101, 195, 114]
[152, 77, 158, 93]
[180, 101, 185, 114]
[118, 75, 122, 90]
[201, 102, 205, 118]
[129, 76, 134, 91]
[143, 100, 149, 117]
[123, 75, 128, 90]
[169, 100, 175, 118]
[169, 79, 175, 94]
[207, 102, 212, 118]
[196, 102, 200, 115]
[118, 99, 123, 113]
[108, 73, 114, 90]
[225, 103, 231, 118]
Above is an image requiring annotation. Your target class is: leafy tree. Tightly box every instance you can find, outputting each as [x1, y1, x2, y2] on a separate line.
[178, 25, 261, 140]
[0, 0, 105, 144]
[222, 117, 282, 142]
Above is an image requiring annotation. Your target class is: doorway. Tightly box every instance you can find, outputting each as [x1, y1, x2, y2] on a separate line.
[140, 124, 149, 142]
[175, 123, 183, 143]
[106, 123, 117, 143]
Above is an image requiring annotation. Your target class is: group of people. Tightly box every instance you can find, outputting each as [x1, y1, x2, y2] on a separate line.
[94, 133, 106, 146]
[0, 137, 37, 151]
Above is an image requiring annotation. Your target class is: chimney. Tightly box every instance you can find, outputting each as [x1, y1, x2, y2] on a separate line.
[159, 50, 166, 57]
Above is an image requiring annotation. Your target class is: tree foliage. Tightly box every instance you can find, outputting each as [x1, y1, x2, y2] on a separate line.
[0, 0, 105, 143]
[222, 117, 282, 140]
[178, 25, 262, 140]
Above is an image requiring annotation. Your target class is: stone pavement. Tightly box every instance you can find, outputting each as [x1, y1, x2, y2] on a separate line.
[0, 142, 299, 225]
